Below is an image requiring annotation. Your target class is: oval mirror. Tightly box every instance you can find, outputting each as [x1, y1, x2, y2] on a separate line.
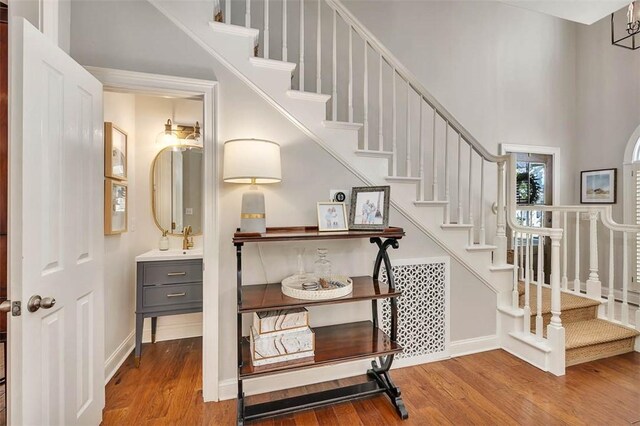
[152, 145, 203, 235]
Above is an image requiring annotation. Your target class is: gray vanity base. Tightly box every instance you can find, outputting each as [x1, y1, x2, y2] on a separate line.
[135, 259, 203, 366]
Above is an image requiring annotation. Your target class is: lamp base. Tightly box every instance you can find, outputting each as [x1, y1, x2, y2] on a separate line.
[240, 189, 266, 233]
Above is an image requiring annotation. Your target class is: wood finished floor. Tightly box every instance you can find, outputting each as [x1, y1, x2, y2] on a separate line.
[103, 337, 640, 425]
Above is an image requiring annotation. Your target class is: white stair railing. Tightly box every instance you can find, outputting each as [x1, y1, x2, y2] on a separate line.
[516, 203, 640, 331]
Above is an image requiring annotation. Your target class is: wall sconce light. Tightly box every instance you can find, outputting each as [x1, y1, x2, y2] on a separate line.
[156, 119, 203, 147]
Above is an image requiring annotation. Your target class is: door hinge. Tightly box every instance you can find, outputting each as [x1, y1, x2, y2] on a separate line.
[12, 301, 21, 316]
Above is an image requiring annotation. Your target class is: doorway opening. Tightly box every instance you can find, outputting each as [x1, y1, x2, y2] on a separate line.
[102, 89, 206, 384]
[0, 3, 7, 424]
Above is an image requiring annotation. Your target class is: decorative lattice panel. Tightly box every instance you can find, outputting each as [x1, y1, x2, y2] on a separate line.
[380, 258, 449, 360]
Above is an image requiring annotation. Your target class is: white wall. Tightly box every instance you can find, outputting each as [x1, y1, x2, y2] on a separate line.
[103, 92, 137, 378]
[71, 0, 508, 391]
[133, 94, 205, 341]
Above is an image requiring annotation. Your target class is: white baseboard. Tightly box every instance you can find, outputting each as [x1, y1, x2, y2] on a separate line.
[450, 335, 499, 358]
[141, 321, 203, 343]
[104, 330, 135, 385]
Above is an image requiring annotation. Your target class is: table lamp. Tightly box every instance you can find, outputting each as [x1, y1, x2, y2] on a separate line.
[223, 139, 282, 233]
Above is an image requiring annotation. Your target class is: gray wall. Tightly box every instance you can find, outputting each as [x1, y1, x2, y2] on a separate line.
[70, 0, 498, 387]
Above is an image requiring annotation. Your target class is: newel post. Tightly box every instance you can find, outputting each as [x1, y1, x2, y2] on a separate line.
[547, 232, 565, 376]
[586, 211, 602, 300]
[494, 160, 507, 266]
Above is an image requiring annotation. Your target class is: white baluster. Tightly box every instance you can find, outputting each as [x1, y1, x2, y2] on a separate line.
[622, 232, 629, 325]
[331, 9, 337, 120]
[264, 0, 270, 58]
[406, 81, 411, 177]
[457, 134, 463, 223]
[536, 236, 544, 338]
[299, 0, 304, 89]
[282, 0, 288, 61]
[432, 109, 438, 201]
[512, 231, 519, 309]
[418, 100, 424, 201]
[378, 53, 383, 151]
[574, 211, 580, 293]
[495, 160, 507, 266]
[392, 70, 397, 176]
[468, 145, 473, 245]
[444, 121, 450, 224]
[245, 0, 251, 28]
[562, 211, 568, 290]
[519, 226, 524, 280]
[523, 233, 531, 334]
[586, 211, 601, 299]
[608, 229, 615, 321]
[348, 26, 353, 122]
[363, 40, 369, 150]
[225, 0, 230, 24]
[479, 158, 485, 246]
[316, 0, 321, 93]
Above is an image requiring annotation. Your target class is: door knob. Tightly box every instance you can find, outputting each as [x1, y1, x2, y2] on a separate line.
[27, 295, 56, 313]
[0, 300, 11, 313]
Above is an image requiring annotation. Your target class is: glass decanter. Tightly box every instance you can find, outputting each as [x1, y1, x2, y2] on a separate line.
[313, 248, 332, 282]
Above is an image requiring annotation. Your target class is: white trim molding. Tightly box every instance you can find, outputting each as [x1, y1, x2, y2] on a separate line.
[104, 330, 135, 385]
[450, 335, 500, 357]
[86, 66, 220, 402]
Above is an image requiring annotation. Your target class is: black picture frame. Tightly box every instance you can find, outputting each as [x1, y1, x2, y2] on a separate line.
[348, 186, 390, 230]
[580, 168, 617, 204]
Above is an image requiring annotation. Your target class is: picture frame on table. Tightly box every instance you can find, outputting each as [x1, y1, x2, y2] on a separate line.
[580, 168, 616, 204]
[317, 202, 349, 232]
[348, 186, 390, 230]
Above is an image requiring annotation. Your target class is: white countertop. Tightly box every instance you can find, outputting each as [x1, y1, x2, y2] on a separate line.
[135, 248, 203, 262]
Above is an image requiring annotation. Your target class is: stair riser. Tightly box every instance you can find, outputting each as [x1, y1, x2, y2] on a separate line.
[566, 337, 636, 367]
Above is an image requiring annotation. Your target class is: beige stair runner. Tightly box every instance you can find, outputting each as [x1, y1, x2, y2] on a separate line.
[518, 283, 639, 366]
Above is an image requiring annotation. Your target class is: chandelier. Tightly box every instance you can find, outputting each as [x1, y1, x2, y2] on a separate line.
[612, 1, 640, 49]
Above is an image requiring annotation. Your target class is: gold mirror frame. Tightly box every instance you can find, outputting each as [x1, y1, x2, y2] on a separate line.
[151, 144, 204, 236]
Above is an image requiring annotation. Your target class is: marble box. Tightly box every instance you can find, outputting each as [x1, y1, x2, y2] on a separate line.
[252, 308, 309, 335]
[249, 326, 315, 366]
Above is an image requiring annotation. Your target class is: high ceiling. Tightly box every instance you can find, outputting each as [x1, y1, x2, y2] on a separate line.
[501, 1, 630, 25]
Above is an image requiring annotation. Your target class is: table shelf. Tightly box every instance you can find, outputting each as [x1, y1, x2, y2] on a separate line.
[233, 226, 405, 244]
[239, 276, 401, 313]
[240, 321, 401, 379]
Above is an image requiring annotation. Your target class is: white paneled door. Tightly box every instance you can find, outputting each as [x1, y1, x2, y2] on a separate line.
[8, 18, 105, 425]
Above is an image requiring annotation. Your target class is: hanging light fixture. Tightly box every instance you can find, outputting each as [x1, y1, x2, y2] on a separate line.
[612, 1, 640, 50]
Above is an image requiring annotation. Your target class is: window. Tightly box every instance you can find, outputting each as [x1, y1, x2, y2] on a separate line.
[515, 161, 546, 228]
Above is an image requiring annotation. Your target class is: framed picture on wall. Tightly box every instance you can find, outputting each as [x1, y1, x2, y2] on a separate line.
[580, 168, 617, 204]
[348, 186, 390, 230]
[104, 178, 128, 235]
[104, 122, 128, 180]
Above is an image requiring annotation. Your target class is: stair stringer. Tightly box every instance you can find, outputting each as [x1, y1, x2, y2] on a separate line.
[148, 0, 513, 296]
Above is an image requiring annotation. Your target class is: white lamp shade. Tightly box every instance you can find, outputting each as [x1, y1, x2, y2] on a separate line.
[223, 139, 282, 184]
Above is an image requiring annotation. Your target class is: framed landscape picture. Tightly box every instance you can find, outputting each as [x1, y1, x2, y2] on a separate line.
[580, 168, 616, 204]
[104, 122, 128, 180]
[348, 186, 390, 230]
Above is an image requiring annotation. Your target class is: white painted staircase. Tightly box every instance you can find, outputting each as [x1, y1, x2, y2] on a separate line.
[149, 0, 640, 377]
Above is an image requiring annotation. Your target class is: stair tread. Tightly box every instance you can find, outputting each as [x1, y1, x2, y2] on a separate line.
[564, 319, 639, 350]
[518, 283, 600, 315]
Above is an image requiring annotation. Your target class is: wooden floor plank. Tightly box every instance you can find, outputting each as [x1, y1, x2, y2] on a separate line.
[102, 338, 640, 425]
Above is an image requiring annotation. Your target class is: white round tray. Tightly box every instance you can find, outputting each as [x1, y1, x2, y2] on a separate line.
[281, 274, 353, 300]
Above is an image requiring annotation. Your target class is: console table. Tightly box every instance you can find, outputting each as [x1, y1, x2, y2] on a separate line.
[233, 226, 408, 424]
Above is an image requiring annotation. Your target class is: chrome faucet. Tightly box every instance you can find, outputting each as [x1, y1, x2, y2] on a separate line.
[182, 226, 194, 250]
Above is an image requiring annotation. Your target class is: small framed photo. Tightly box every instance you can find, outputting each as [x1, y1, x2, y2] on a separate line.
[105, 178, 128, 235]
[581, 168, 617, 204]
[317, 202, 348, 232]
[348, 186, 390, 230]
[104, 122, 128, 180]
